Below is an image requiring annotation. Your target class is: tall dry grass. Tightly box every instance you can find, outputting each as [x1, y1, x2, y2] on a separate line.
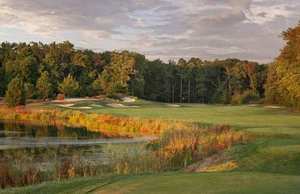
[147, 125, 249, 169]
[0, 107, 190, 137]
[0, 106, 251, 188]
[103, 125, 249, 174]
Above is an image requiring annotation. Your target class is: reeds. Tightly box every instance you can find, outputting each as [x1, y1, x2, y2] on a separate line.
[147, 125, 249, 169]
[0, 107, 190, 137]
[0, 107, 250, 189]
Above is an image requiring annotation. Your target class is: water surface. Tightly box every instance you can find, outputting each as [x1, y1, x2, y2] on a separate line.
[0, 121, 150, 169]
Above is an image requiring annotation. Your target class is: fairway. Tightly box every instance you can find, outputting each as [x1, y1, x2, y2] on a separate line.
[96, 172, 300, 194]
[41, 100, 300, 135]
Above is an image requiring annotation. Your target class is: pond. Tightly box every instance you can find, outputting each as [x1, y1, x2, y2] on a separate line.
[0, 120, 152, 149]
[0, 120, 101, 163]
[0, 120, 151, 178]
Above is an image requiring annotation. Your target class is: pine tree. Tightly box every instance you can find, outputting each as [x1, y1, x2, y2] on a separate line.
[58, 75, 80, 97]
[36, 71, 53, 100]
[5, 77, 26, 107]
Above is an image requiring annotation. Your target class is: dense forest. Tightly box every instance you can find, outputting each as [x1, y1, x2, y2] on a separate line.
[0, 23, 299, 108]
[0, 42, 267, 105]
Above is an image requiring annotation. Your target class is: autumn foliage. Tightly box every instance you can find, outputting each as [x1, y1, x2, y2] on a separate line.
[0, 107, 189, 137]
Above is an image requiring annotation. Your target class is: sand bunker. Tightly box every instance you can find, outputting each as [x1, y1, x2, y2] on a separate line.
[107, 103, 139, 108]
[58, 104, 75, 108]
[247, 104, 258, 107]
[122, 97, 136, 103]
[264, 105, 282, 109]
[166, 104, 181, 107]
[52, 98, 98, 103]
[71, 106, 92, 110]
[57, 104, 92, 109]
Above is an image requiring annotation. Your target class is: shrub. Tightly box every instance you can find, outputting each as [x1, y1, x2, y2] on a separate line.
[231, 90, 260, 105]
[56, 94, 65, 100]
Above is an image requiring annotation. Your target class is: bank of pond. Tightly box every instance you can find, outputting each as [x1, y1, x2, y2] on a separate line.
[0, 108, 248, 189]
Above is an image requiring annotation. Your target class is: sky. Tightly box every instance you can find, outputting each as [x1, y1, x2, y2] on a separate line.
[0, 0, 299, 63]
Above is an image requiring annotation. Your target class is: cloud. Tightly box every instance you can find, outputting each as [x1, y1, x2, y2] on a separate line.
[0, 0, 299, 62]
[0, 0, 167, 36]
[244, 3, 295, 24]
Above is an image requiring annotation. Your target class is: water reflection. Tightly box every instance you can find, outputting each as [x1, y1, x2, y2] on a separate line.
[0, 121, 107, 169]
[0, 120, 151, 162]
[0, 145, 106, 164]
[0, 120, 102, 139]
[0, 121, 152, 188]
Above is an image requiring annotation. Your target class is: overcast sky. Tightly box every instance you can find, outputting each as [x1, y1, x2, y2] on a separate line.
[0, 0, 299, 62]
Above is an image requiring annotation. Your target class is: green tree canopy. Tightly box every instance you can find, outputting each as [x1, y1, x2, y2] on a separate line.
[58, 74, 80, 97]
[36, 71, 53, 100]
[5, 76, 26, 107]
[0, 41, 267, 105]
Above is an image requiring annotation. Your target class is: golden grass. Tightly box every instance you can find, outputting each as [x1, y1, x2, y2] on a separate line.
[147, 126, 249, 169]
[0, 106, 250, 188]
[199, 160, 238, 172]
[0, 106, 190, 137]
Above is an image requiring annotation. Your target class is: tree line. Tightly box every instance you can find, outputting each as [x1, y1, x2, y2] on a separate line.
[0, 41, 267, 106]
[0, 23, 299, 108]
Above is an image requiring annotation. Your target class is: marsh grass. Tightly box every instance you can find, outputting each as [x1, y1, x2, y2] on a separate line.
[0, 106, 249, 189]
[0, 124, 248, 189]
[0, 107, 190, 137]
[148, 125, 248, 169]
[101, 125, 249, 176]
[0, 152, 109, 189]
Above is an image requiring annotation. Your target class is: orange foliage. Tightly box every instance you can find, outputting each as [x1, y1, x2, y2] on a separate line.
[0, 106, 190, 137]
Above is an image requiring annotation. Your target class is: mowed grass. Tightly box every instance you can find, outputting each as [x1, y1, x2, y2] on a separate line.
[8, 101, 300, 194]
[2, 172, 300, 194]
[97, 172, 300, 194]
[38, 100, 300, 136]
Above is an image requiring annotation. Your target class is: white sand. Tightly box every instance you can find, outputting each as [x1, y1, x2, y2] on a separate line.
[264, 105, 282, 109]
[58, 104, 75, 108]
[107, 103, 139, 108]
[122, 97, 136, 103]
[52, 98, 98, 103]
[71, 106, 92, 110]
[248, 104, 258, 107]
[166, 104, 181, 107]
[107, 103, 125, 108]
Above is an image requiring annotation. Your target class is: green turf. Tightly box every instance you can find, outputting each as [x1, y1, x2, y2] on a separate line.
[0, 176, 110, 194]
[9, 101, 300, 194]
[97, 172, 300, 194]
[3, 172, 300, 194]
[40, 101, 300, 130]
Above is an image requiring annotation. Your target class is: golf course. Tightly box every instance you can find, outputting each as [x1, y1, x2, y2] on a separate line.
[1, 99, 300, 194]
[1, 4, 300, 193]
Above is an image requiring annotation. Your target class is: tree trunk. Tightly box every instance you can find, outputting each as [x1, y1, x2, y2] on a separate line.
[172, 84, 175, 103]
[188, 79, 191, 103]
[180, 78, 183, 103]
